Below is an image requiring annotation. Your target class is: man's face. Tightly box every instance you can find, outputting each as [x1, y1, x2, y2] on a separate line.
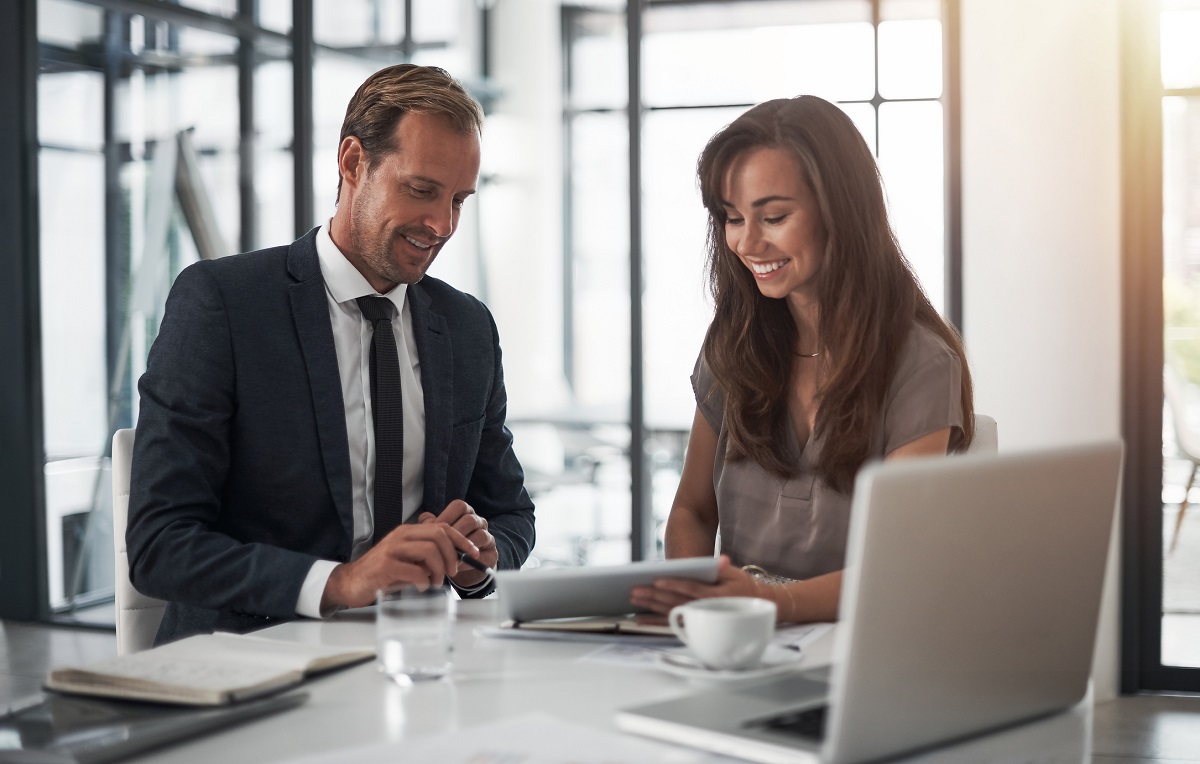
[338, 111, 481, 292]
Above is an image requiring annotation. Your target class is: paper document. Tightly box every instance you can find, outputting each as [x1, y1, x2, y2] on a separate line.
[774, 621, 834, 651]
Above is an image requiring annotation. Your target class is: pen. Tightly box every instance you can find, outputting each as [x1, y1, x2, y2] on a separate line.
[458, 550, 496, 578]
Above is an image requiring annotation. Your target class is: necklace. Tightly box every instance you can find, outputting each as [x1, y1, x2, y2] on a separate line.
[794, 350, 821, 358]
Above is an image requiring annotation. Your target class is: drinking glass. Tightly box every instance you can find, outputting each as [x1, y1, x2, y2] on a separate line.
[376, 586, 456, 685]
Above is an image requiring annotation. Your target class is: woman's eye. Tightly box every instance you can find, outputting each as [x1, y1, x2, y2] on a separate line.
[726, 217, 744, 226]
[764, 215, 787, 225]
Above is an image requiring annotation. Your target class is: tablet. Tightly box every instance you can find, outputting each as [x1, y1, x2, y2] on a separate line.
[0, 691, 307, 763]
[495, 557, 720, 622]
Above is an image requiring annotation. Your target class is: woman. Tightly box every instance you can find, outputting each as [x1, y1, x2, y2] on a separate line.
[631, 96, 974, 623]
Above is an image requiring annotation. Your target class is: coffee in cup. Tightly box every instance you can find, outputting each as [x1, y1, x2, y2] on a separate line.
[668, 596, 777, 670]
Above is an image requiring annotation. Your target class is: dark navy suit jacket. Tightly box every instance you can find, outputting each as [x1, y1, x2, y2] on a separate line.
[127, 229, 535, 644]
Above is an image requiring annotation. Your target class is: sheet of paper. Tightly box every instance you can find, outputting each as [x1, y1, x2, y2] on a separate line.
[473, 625, 677, 647]
[577, 642, 689, 667]
[773, 622, 834, 651]
[575, 622, 834, 668]
[281, 713, 743, 763]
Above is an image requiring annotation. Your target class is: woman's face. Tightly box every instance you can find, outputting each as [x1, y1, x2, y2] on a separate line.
[720, 146, 826, 305]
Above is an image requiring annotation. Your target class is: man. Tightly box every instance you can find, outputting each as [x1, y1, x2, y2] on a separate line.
[127, 65, 535, 645]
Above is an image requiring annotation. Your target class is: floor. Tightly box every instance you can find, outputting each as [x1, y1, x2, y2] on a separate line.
[2, 619, 1199, 761]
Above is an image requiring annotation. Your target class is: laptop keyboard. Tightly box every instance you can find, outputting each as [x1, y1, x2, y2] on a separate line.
[750, 704, 828, 741]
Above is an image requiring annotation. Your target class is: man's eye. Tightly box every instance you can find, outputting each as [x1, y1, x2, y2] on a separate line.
[452, 198, 466, 209]
[410, 186, 433, 198]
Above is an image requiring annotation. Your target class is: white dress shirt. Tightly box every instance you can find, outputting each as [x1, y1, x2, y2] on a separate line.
[295, 222, 426, 617]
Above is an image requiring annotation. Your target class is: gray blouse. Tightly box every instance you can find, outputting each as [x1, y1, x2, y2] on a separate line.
[692, 322, 964, 581]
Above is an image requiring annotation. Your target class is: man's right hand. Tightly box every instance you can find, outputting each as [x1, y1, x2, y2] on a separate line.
[320, 524, 480, 611]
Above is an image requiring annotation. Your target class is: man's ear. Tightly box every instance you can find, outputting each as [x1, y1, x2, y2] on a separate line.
[338, 136, 366, 191]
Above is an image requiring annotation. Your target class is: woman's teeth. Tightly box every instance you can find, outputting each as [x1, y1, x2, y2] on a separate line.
[752, 260, 786, 274]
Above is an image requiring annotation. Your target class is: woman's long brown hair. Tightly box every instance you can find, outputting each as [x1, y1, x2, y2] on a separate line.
[698, 96, 974, 493]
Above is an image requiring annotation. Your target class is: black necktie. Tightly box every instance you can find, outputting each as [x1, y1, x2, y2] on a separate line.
[356, 296, 405, 545]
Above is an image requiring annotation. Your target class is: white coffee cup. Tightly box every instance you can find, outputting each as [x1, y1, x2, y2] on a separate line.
[668, 596, 777, 670]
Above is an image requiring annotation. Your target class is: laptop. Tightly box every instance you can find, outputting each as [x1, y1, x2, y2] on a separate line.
[616, 441, 1124, 764]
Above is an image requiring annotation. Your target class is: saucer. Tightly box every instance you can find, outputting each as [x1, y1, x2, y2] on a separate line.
[655, 647, 804, 685]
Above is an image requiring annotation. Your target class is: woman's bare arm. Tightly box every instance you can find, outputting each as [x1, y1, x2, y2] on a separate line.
[663, 408, 721, 559]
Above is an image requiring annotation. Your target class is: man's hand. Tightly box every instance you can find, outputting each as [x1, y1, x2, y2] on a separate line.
[321, 524, 479, 612]
[418, 500, 498, 588]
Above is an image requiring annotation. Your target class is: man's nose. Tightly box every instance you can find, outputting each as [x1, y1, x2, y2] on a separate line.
[425, 203, 455, 239]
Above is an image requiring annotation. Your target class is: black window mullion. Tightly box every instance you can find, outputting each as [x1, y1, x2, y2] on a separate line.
[0, 0, 49, 622]
[293, 0, 314, 236]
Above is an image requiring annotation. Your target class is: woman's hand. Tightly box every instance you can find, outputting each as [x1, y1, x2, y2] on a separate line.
[630, 555, 764, 615]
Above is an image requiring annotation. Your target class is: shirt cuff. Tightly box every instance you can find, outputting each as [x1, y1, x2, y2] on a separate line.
[454, 571, 495, 596]
[296, 559, 341, 619]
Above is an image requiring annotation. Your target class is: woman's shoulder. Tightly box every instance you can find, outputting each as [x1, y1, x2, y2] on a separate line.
[887, 319, 962, 395]
[900, 319, 958, 367]
[691, 349, 724, 428]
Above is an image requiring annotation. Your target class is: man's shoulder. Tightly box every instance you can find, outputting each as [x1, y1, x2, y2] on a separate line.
[181, 230, 317, 284]
[413, 275, 488, 315]
[188, 243, 292, 278]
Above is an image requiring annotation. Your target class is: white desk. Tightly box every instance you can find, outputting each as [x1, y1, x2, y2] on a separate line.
[135, 600, 1092, 763]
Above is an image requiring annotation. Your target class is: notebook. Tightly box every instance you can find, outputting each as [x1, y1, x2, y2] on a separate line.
[617, 441, 1124, 764]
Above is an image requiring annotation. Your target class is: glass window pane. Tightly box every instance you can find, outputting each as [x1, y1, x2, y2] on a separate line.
[255, 59, 294, 248]
[38, 70, 104, 151]
[39, 150, 108, 457]
[38, 7, 249, 615]
[644, 23, 875, 108]
[37, 0, 102, 48]
[1162, 94, 1200, 669]
[312, 53, 381, 225]
[1162, 7, 1200, 90]
[839, 101, 878, 156]
[414, 0, 457, 43]
[258, 0, 293, 35]
[878, 19, 942, 99]
[568, 10, 627, 111]
[39, 149, 110, 611]
[314, 0, 405, 47]
[521, 110, 633, 567]
[412, 46, 472, 74]
[642, 107, 742, 534]
[571, 113, 630, 407]
[176, 0, 236, 18]
[878, 100, 944, 312]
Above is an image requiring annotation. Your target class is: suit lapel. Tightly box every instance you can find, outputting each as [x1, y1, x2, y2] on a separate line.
[409, 282, 452, 514]
[287, 230, 355, 545]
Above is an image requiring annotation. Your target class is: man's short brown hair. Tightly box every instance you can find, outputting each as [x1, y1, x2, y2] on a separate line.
[336, 64, 484, 203]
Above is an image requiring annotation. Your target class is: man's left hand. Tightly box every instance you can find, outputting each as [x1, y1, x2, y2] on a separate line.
[418, 500, 498, 588]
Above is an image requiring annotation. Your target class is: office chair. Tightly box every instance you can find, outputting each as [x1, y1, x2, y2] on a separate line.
[1165, 368, 1200, 554]
[970, 414, 999, 454]
[111, 428, 166, 654]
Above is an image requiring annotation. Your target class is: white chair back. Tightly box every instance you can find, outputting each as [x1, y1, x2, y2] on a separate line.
[969, 414, 999, 454]
[112, 428, 166, 654]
